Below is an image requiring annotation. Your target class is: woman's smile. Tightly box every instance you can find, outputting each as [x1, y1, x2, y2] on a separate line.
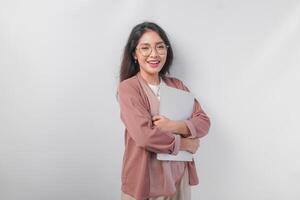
[147, 59, 161, 68]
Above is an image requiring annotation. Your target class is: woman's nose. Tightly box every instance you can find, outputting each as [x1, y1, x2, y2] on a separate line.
[150, 47, 159, 57]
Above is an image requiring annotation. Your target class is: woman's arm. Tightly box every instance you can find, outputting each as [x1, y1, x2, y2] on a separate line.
[151, 78, 211, 139]
[118, 81, 181, 155]
[183, 98, 211, 139]
[151, 116, 191, 137]
[171, 120, 191, 137]
[178, 80, 210, 138]
[150, 89, 210, 139]
[180, 137, 200, 154]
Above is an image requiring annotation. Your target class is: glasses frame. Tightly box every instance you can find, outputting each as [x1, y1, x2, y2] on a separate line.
[135, 43, 169, 57]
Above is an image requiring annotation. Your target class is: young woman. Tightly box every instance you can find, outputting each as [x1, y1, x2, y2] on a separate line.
[117, 22, 211, 200]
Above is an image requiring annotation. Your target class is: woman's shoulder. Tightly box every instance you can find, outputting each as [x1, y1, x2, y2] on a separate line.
[162, 75, 185, 89]
[118, 75, 140, 94]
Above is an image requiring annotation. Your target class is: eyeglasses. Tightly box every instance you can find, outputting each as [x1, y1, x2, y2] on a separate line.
[136, 43, 169, 57]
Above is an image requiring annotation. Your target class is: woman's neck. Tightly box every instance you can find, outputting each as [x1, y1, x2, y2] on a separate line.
[139, 71, 160, 85]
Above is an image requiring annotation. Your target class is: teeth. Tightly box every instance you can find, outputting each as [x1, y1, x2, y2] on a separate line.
[148, 61, 159, 64]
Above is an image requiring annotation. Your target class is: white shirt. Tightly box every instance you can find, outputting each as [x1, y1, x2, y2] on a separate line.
[147, 78, 163, 101]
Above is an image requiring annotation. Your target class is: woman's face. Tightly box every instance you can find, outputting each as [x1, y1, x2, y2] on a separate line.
[134, 30, 167, 77]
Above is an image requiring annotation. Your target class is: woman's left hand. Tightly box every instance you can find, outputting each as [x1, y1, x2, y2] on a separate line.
[152, 115, 175, 132]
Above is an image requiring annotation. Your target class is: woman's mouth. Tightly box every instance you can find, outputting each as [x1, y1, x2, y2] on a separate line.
[147, 60, 160, 68]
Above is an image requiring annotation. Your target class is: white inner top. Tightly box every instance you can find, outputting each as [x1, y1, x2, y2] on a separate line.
[147, 77, 163, 100]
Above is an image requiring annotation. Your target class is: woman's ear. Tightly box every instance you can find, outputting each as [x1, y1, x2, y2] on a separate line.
[132, 52, 137, 60]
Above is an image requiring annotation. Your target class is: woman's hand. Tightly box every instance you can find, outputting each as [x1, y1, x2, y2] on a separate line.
[152, 115, 190, 137]
[152, 115, 200, 154]
[152, 115, 175, 132]
[180, 138, 200, 154]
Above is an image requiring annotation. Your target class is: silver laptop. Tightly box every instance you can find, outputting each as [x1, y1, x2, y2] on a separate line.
[157, 84, 195, 161]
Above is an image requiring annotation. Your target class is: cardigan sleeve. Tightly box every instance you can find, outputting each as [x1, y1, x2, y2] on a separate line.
[118, 81, 180, 155]
[178, 80, 211, 139]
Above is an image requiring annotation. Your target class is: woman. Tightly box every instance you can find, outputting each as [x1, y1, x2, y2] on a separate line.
[117, 22, 211, 200]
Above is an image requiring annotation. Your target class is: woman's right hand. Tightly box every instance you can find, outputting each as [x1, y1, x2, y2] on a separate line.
[180, 138, 200, 154]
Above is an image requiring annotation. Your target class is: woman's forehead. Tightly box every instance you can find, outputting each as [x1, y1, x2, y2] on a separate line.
[138, 31, 164, 44]
[139, 41, 164, 46]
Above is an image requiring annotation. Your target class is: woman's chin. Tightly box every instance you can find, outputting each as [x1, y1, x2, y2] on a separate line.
[147, 66, 163, 74]
[140, 65, 163, 75]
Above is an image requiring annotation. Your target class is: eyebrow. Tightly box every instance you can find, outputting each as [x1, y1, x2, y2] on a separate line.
[139, 41, 165, 45]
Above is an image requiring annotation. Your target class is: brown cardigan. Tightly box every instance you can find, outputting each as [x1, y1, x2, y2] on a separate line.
[118, 71, 211, 200]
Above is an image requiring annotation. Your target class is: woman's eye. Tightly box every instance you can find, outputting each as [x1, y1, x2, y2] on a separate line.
[141, 47, 150, 50]
[157, 45, 165, 49]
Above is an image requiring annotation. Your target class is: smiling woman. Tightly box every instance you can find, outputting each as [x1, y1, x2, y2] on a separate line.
[117, 22, 211, 200]
[135, 40, 169, 70]
[133, 31, 168, 84]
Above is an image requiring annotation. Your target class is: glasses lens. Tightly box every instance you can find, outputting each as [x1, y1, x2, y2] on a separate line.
[156, 44, 167, 55]
[139, 45, 151, 56]
[138, 43, 168, 56]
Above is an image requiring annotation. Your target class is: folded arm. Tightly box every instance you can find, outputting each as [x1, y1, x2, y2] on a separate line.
[173, 81, 211, 139]
[118, 82, 181, 155]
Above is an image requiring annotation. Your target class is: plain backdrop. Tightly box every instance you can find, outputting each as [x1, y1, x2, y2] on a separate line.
[1, 0, 300, 200]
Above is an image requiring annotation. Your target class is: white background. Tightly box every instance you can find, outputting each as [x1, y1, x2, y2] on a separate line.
[1, 0, 300, 199]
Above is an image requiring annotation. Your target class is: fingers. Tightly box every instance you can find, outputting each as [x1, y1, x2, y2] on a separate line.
[152, 115, 161, 121]
[152, 116, 162, 126]
[152, 115, 167, 122]
[191, 139, 200, 154]
[181, 138, 200, 154]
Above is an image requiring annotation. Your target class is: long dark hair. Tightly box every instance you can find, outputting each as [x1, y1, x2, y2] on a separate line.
[119, 22, 174, 83]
